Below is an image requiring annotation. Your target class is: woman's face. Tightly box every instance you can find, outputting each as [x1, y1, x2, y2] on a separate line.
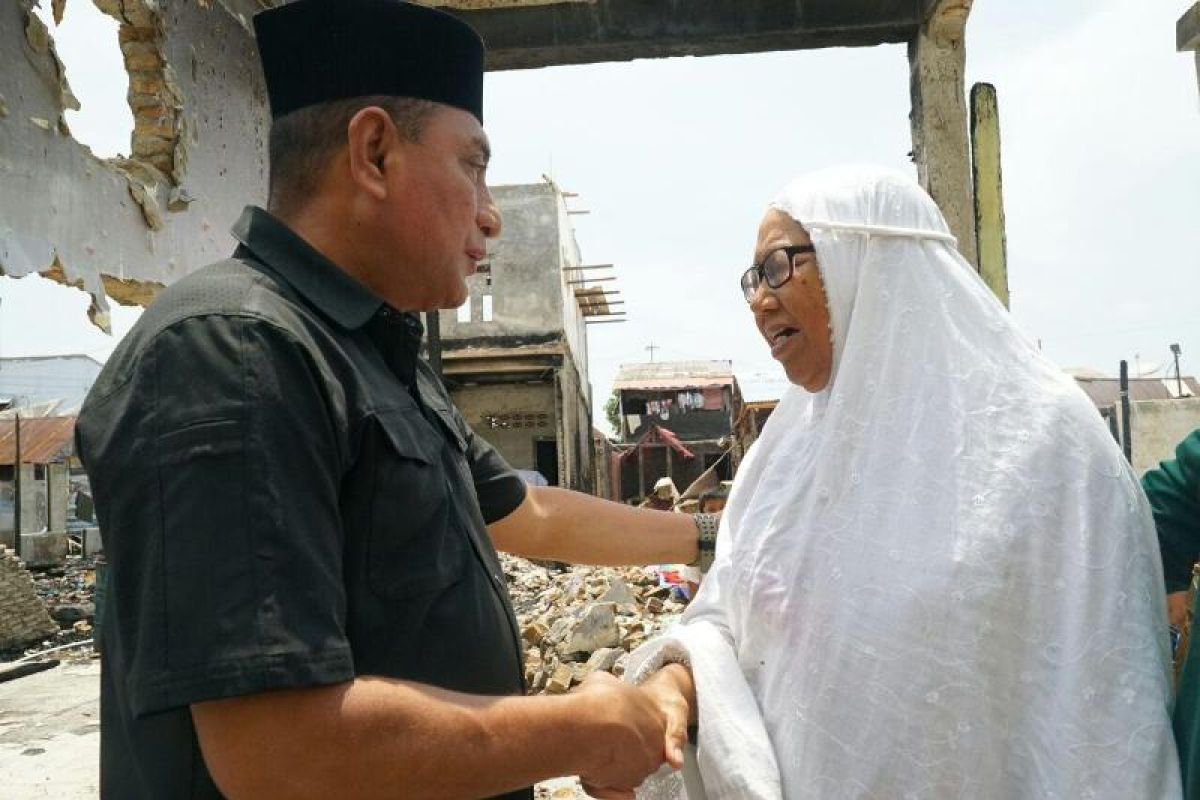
[750, 209, 833, 392]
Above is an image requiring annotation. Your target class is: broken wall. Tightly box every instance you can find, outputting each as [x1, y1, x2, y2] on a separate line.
[0, 0, 269, 327]
[0, 545, 59, 651]
[442, 184, 568, 347]
[450, 382, 558, 473]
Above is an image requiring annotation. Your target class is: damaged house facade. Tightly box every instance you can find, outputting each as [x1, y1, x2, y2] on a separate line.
[439, 181, 618, 493]
[0, 415, 74, 552]
[612, 360, 741, 503]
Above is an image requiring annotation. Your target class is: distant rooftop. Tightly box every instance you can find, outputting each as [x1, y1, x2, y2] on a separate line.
[0, 416, 75, 465]
[613, 360, 734, 391]
[0, 354, 102, 365]
[1073, 374, 1199, 407]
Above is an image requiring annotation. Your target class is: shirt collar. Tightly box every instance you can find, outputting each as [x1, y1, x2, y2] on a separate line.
[231, 205, 383, 331]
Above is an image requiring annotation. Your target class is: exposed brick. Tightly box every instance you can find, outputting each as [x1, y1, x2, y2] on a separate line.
[0, 546, 59, 651]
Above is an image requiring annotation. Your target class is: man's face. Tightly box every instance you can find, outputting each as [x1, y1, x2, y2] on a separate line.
[750, 209, 833, 392]
[375, 105, 500, 310]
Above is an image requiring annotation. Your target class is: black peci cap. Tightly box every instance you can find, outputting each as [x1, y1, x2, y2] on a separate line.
[253, 0, 485, 122]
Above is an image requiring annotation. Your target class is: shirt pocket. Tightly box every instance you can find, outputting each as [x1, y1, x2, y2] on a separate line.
[367, 408, 466, 600]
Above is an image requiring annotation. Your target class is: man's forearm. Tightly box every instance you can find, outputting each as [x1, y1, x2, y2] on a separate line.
[195, 676, 621, 799]
[490, 486, 699, 566]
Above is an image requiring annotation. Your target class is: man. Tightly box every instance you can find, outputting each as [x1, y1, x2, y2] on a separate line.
[697, 482, 731, 515]
[76, 2, 703, 797]
[1143, 428, 1200, 798]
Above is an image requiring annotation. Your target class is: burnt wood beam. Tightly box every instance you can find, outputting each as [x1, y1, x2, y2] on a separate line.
[436, 0, 924, 71]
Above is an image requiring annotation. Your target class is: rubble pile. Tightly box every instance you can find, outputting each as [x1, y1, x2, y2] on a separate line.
[502, 554, 688, 695]
[0, 554, 99, 662]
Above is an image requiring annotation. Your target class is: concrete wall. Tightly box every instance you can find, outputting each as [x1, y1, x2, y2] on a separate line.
[555, 196, 589, 388]
[0, 462, 69, 547]
[442, 184, 565, 343]
[0, 483, 12, 549]
[18, 464, 48, 534]
[47, 462, 68, 532]
[556, 352, 594, 493]
[1, 1, 267, 323]
[450, 382, 557, 473]
[1123, 398, 1200, 476]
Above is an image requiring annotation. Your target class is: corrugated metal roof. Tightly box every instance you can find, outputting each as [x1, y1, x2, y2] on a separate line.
[1075, 377, 1200, 408]
[614, 360, 734, 390]
[0, 416, 75, 465]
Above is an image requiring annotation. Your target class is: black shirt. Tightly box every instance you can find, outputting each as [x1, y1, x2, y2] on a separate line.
[77, 207, 530, 799]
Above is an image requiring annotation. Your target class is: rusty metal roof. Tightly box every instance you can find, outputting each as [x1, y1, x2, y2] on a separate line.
[614, 360, 734, 391]
[0, 416, 75, 465]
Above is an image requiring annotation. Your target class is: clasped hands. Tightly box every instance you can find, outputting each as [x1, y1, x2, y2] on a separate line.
[573, 663, 695, 800]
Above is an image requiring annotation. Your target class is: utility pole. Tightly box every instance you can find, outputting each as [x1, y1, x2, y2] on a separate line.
[1171, 343, 1184, 397]
[13, 413, 21, 557]
[1119, 360, 1132, 463]
[645, 342, 659, 362]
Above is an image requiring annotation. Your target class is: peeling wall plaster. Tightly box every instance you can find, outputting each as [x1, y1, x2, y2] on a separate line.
[0, 0, 269, 331]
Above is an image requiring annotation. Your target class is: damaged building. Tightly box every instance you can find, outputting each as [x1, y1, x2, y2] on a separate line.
[4, 0, 1002, 506]
[439, 181, 620, 492]
[2, 1, 272, 326]
[5, 0, 999, 333]
[612, 360, 741, 503]
[0, 415, 74, 555]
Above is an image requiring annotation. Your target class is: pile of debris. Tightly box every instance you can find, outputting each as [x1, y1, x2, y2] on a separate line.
[505, 554, 690, 799]
[502, 553, 688, 695]
[0, 554, 99, 663]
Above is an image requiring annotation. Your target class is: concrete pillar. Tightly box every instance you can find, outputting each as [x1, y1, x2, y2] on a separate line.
[17, 464, 47, 534]
[0, 480, 14, 549]
[908, 0, 978, 268]
[970, 83, 1010, 307]
[47, 462, 68, 533]
[1179, 3, 1200, 100]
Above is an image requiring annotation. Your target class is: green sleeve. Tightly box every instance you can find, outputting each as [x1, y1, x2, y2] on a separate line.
[1142, 428, 1200, 593]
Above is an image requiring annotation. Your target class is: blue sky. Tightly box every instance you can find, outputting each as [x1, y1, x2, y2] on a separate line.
[5, 0, 1199, 416]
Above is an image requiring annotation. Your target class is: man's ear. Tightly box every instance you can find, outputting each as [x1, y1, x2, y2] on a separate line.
[346, 106, 397, 202]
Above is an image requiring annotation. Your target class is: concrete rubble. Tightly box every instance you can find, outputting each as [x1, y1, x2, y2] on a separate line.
[0, 552, 99, 661]
[503, 553, 689, 799]
[501, 553, 687, 695]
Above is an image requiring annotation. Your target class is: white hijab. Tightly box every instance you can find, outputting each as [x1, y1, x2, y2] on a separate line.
[631, 165, 1180, 799]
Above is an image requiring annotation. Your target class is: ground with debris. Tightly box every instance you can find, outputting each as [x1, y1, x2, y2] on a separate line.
[0, 554, 99, 664]
[0, 554, 688, 798]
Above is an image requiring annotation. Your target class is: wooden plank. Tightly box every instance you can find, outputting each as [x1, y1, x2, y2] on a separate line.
[908, 0, 977, 268]
[970, 82, 1010, 307]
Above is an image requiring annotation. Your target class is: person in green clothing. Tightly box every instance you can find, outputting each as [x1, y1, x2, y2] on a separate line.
[1144, 427, 1200, 797]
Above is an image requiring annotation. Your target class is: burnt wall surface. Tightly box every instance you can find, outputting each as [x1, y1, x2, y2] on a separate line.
[0, 1, 268, 328]
[434, 0, 920, 70]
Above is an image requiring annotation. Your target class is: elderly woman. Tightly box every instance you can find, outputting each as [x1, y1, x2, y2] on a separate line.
[629, 166, 1180, 799]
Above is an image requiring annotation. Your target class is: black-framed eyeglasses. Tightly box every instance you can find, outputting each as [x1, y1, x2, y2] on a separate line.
[739, 244, 817, 303]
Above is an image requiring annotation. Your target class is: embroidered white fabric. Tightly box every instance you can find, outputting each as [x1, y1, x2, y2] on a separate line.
[630, 165, 1180, 799]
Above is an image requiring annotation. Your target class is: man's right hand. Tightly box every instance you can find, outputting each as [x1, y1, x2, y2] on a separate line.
[573, 670, 690, 798]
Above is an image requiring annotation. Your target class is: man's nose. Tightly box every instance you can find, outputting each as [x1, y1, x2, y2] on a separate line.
[478, 186, 502, 239]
